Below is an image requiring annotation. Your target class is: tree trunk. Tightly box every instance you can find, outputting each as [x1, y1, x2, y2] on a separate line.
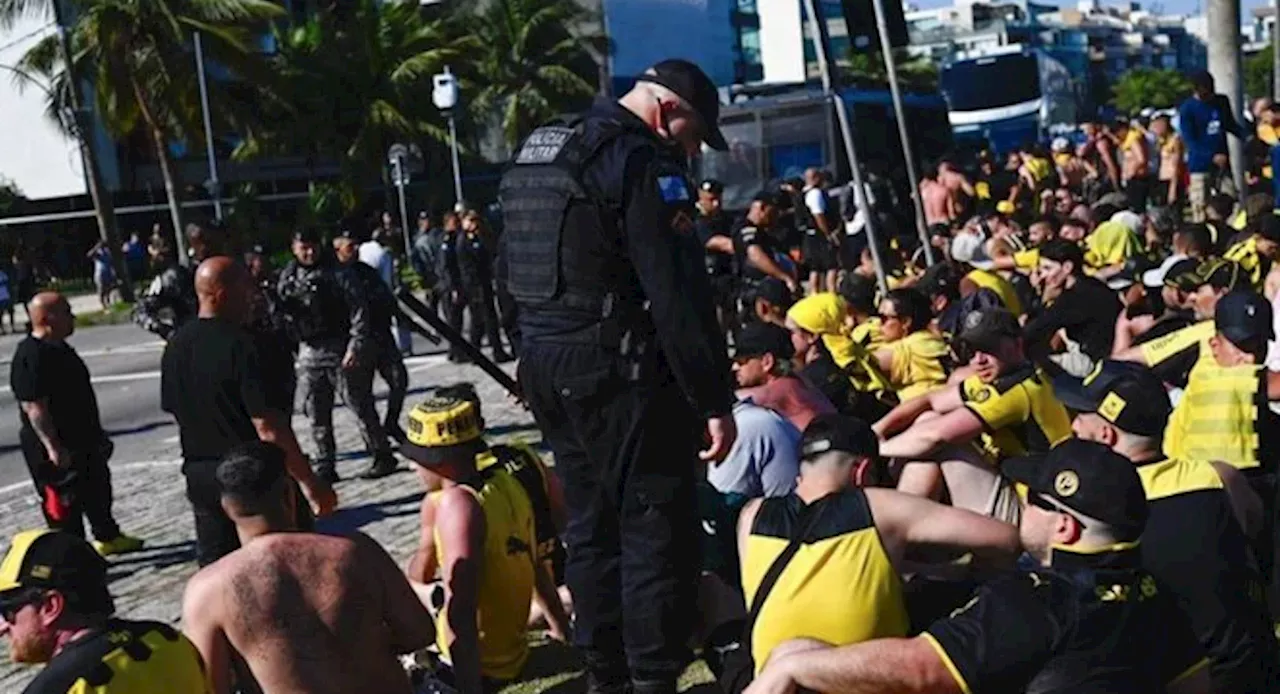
[131, 77, 189, 266]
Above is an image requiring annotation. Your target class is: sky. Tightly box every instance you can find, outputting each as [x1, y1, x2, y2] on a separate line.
[908, 0, 1271, 18]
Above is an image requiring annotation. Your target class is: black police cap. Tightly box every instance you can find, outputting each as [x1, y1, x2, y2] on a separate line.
[700, 179, 724, 195]
[293, 228, 322, 245]
[636, 59, 727, 151]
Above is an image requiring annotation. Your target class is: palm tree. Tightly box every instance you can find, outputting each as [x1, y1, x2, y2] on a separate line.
[235, 0, 470, 211]
[11, 0, 283, 253]
[464, 0, 605, 151]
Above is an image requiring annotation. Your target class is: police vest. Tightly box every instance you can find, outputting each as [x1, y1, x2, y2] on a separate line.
[498, 115, 649, 341]
[278, 261, 350, 343]
[1165, 351, 1263, 471]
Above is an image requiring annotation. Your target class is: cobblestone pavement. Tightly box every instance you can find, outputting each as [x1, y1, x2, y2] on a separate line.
[0, 355, 543, 691]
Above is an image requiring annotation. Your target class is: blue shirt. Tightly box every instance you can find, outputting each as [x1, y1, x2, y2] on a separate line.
[1178, 95, 1238, 173]
[707, 398, 801, 498]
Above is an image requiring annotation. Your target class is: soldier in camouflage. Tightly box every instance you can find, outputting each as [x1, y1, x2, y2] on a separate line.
[132, 239, 195, 340]
[277, 229, 395, 483]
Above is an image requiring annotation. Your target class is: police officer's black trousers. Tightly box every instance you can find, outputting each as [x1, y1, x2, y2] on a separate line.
[519, 343, 700, 685]
[185, 456, 315, 567]
[373, 339, 408, 431]
[22, 443, 120, 542]
[445, 295, 467, 359]
[467, 283, 505, 353]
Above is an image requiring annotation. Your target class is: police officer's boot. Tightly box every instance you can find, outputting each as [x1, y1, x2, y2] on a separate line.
[360, 451, 399, 480]
[316, 460, 340, 486]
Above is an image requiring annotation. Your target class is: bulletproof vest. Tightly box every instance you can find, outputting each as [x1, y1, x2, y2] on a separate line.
[499, 114, 647, 339]
[277, 261, 350, 343]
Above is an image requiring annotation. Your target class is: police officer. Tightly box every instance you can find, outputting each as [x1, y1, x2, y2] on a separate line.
[334, 231, 409, 452]
[499, 59, 737, 694]
[410, 211, 443, 314]
[276, 229, 394, 483]
[133, 240, 195, 340]
[732, 191, 795, 302]
[696, 179, 736, 337]
[457, 211, 514, 363]
[244, 245, 297, 414]
[437, 213, 468, 363]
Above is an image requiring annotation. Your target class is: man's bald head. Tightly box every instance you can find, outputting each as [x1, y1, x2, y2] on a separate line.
[28, 291, 74, 340]
[196, 257, 252, 323]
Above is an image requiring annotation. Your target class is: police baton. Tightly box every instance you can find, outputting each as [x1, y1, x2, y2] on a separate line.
[395, 289, 525, 402]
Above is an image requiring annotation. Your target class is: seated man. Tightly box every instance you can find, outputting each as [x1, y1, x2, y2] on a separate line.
[0, 529, 212, 693]
[181, 442, 434, 694]
[735, 415, 1021, 678]
[402, 396, 566, 693]
[749, 439, 1212, 694]
[874, 309, 1072, 521]
[733, 321, 836, 433]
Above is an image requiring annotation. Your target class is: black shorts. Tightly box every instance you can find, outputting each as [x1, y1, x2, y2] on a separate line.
[802, 233, 837, 273]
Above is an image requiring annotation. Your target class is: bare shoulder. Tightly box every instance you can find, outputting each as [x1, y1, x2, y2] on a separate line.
[435, 486, 482, 519]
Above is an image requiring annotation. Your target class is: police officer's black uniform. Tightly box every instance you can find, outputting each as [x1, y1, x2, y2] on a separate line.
[245, 250, 297, 414]
[132, 253, 195, 340]
[694, 179, 736, 336]
[499, 60, 733, 694]
[731, 199, 787, 302]
[456, 225, 514, 363]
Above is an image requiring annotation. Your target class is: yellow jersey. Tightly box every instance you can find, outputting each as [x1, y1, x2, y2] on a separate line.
[432, 465, 538, 681]
[1165, 348, 1265, 471]
[23, 620, 212, 694]
[1224, 236, 1269, 292]
[959, 364, 1073, 461]
[742, 489, 908, 673]
[886, 330, 950, 401]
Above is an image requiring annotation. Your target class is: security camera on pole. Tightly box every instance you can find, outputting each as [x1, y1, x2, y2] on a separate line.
[433, 67, 465, 210]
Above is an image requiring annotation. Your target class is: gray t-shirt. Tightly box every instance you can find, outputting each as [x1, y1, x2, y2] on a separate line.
[707, 399, 801, 498]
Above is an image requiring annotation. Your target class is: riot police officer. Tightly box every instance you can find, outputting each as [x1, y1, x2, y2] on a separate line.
[499, 59, 737, 694]
[244, 245, 297, 414]
[696, 179, 737, 338]
[133, 240, 195, 340]
[457, 211, 514, 363]
[334, 231, 409, 453]
[276, 229, 395, 483]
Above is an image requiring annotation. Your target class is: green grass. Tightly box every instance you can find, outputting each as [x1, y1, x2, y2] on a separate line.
[75, 301, 134, 328]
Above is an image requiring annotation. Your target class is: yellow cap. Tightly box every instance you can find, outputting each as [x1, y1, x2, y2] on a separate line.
[400, 396, 485, 466]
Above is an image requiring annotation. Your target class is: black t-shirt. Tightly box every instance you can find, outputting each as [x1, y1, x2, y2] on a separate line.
[732, 216, 784, 283]
[696, 210, 734, 277]
[10, 336, 103, 453]
[1023, 276, 1121, 361]
[160, 317, 270, 463]
[926, 548, 1208, 694]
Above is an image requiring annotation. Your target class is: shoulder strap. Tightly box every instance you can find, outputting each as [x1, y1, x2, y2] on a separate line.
[744, 500, 827, 636]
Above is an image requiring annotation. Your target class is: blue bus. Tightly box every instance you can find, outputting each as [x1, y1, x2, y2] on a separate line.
[940, 47, 1078, 154]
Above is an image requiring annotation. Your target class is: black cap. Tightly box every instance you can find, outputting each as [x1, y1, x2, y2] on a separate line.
[700, 179, 724, 195]
[1164, 258, 1205, 291]
[1215, 290, 1275, 349]
[636, 59, 727, 151]
[752, 190, 781, 207]
[838, 273, 879, 313]
[1194, 259, 1250, 292]
[958, 308, 1022, 355]
[417, 210, 430, 220]
[753, 278, 794, 311]
[0, 530, 112, 612]
[1004, 438, 1149, 539]
[1051, 361, 1170, 437]
[292, 228, 322, 244]
[734, 322, 794, 360]
[917, 262, 960, 301]
[800, 414, 878, 459]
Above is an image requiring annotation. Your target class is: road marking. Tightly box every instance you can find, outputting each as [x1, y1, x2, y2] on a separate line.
[0, 459, 182, 496]
[0, 340, 166, 366]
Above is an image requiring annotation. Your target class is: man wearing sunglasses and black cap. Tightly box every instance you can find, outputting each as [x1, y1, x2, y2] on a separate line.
[498, 59, 736, 694]
[749, 439, 1212, 694]
[1062, 361, 1278, 693]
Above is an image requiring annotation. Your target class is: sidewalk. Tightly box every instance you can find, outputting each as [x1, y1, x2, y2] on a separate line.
[0, 357, 548, 692]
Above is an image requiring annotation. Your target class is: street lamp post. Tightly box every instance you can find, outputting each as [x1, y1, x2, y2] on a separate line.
[193, 31, 222, 221]
[433, 67, 464, 208]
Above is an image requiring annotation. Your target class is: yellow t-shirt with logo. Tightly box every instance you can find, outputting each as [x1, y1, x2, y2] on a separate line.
[886, 330, 950, 401]
[1224, 236, 1268, 292]
[959, 365, 1073, 461]
[1140, 321, 1214, 367]
[431, 466, 537, 681]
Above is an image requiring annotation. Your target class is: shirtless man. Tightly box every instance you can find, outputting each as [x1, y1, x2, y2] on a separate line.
[920, 164, 955, 227]
[182, 441, 434, 694]
[1153, 115, 1186, 207]
[1116, 119, 1152, 211]
[938, 157, 975, 210]
[1081, 121, 1121, 192]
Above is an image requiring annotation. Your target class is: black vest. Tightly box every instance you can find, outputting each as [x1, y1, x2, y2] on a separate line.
[277, 260, 351, 343]
[499, 113, 652, 343]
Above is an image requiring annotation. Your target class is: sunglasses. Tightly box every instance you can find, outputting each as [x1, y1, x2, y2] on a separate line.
[0, 592, 43, 624]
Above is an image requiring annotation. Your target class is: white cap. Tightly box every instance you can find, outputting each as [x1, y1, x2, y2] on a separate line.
[1111, 210, 1143, 235]
[1051, 137, 1071, 152]
[1141, 253, 1189, 288]
[950, 232, 995, 270]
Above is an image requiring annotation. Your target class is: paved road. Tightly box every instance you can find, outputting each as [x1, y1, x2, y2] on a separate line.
[0, 323, 448, 491]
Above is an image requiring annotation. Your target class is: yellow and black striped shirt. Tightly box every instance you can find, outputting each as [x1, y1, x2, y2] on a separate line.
[24, 619, 211, 694]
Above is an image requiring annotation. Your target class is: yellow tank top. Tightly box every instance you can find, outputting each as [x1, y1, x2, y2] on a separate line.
[965, 269, 1024, 315]
[887, 330, 950, 400]
[741, 489, 908, 673]
[1164, 349, 1262, 471]
[431, 467, 537, 680]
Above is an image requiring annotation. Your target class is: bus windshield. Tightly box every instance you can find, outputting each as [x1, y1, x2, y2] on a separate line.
[941, 54, 1041, 113]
